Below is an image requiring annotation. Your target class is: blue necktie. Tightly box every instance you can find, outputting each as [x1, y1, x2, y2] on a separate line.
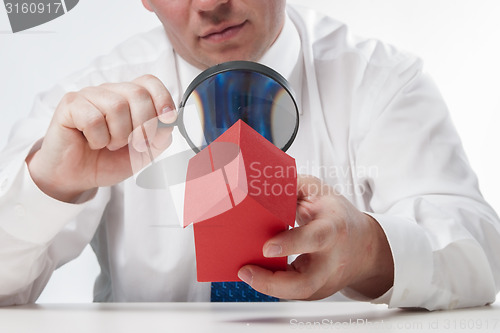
[206, 75, 280, 303]
[210, 282, 279, 302]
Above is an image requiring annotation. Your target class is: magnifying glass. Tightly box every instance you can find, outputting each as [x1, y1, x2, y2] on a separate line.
[166, 60, 299, 153]
[129, 61, 300, 188]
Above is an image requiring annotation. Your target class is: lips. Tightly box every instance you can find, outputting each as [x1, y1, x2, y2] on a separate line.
[200, 21, 247, 43]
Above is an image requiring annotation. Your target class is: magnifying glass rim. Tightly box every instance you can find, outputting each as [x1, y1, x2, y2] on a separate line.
[177, 60, 300, 154]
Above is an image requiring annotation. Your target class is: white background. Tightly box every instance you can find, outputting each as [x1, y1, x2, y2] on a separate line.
[1, 0, 499, 303]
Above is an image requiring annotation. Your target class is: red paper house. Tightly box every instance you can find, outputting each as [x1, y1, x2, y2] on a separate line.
[183, 120, 297, 282]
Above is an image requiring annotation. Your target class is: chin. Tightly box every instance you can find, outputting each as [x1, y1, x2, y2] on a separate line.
[205, 44, 263, 63]
[210, 53, 261, 66]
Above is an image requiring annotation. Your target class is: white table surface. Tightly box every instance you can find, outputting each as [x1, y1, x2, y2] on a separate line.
[1, 301, 499, 333]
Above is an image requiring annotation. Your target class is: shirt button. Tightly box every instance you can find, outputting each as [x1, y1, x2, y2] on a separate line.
[14, 204, 25, 217]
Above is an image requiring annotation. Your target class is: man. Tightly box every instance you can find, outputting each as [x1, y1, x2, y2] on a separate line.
[0, 0, 499, 308]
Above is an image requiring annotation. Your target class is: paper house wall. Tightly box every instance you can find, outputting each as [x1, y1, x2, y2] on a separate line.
[183, 120, 297, 282]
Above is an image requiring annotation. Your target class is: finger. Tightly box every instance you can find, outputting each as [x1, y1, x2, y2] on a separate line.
[263, 218, 334, 257]
[151, 125, 174, 152]
[295, 175, 320, 227]
[101, 82, 159, 152]
[128, 129, 153, 175]
[132, 74, 177, 124]
[238, 254, 327, 300]
[140, 117, 175, 155]
[297, 174, 321, 199]
[61, 92, 111, 150]
[296, 197, 315, 226]
[127, 118, 175, 175]
[78, 87, 132, 151]
[102, 82, 157, 129]
[297, 174, 333, 199]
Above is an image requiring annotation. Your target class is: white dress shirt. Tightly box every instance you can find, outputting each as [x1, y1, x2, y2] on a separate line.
[0, 4, 499, 309]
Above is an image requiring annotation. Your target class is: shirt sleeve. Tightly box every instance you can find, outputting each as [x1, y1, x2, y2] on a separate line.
[0, 90, 110, 306]
[354, 59, 500, 310]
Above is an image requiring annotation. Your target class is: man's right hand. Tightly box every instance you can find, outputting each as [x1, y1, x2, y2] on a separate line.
[26, 75, 177, 203]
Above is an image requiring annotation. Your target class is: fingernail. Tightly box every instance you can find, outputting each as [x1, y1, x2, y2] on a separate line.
[159, 106, 177, 123]
[264, 244, 282, 258]
[238, 268, 253, 285]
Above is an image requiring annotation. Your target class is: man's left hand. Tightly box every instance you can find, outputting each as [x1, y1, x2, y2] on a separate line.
[237, 175, 394, 300]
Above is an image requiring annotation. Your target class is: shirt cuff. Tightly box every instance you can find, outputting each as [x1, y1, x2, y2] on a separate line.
[0, 162, 96, 244]
[364, 212, 434, 308]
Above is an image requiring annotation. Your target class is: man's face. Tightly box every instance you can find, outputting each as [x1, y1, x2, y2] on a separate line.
[142, 0, 287, 69]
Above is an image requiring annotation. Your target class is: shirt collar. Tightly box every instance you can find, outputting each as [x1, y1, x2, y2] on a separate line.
[258, 14, 303, 115]
[258, 14, 302, 86]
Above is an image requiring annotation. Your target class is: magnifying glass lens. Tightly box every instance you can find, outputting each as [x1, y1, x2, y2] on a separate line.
[180, 62, 299, 152]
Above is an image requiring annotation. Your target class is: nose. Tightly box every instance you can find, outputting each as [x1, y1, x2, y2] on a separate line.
[193, 0, 230, 12]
